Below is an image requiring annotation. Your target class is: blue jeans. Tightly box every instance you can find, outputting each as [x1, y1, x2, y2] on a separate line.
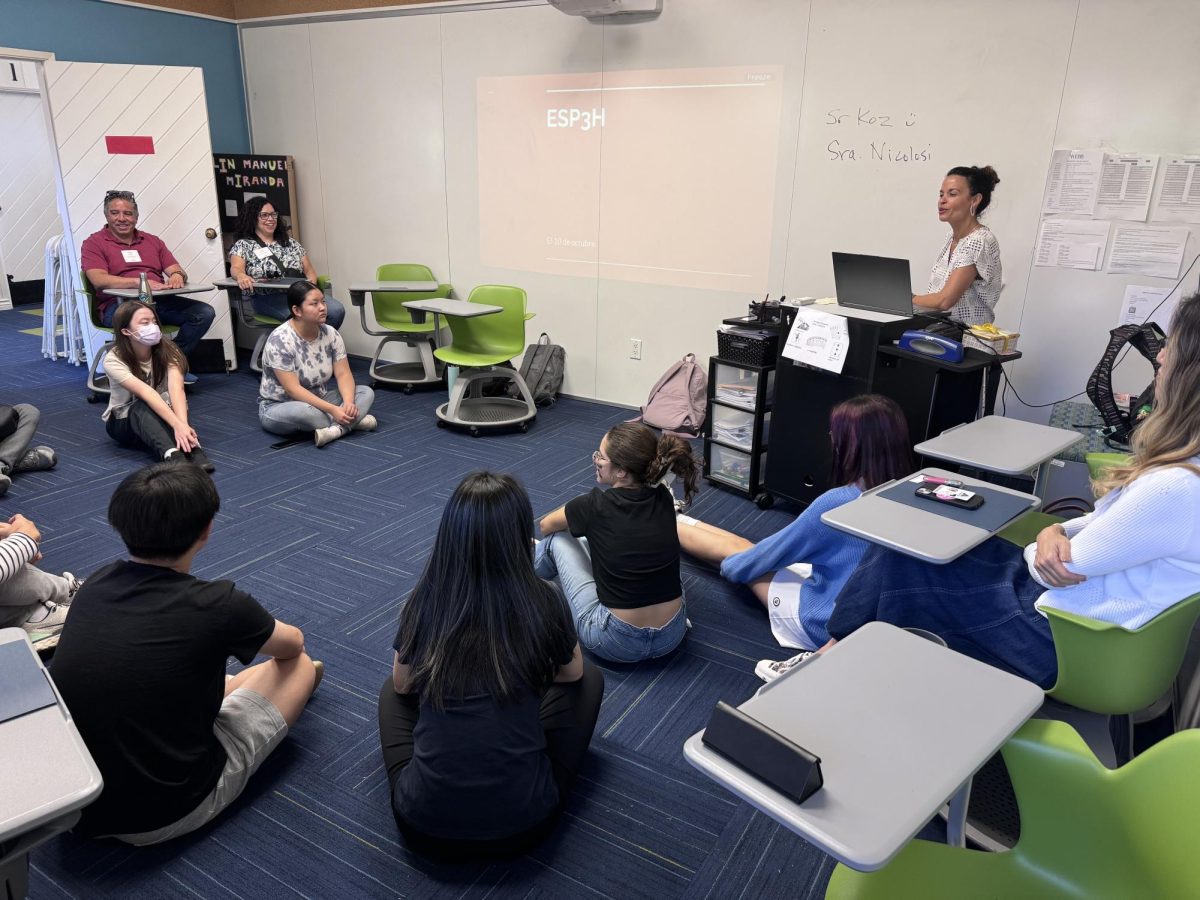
[259, 385, 374, 435]
[250, 290, 346, 330]
[534, 532, 687, 663]
[827, 538, 1057, 688]
[102, 296, 215, 358]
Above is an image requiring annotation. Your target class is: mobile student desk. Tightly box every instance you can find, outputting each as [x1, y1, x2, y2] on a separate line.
[0, 629, 102, 900]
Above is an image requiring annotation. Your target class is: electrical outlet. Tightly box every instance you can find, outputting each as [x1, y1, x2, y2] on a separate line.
[630, 338, 643, 360]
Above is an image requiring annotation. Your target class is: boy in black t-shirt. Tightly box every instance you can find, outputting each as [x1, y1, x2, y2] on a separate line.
[51, 464, 322, 844]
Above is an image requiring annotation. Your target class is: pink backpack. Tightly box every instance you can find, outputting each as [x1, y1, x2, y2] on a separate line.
[632, 353, 708, 438]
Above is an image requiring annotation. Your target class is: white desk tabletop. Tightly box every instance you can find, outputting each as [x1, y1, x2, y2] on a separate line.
[684, 622, 1043, 871]
[820, 467, 1039, 564]
[0, 629, 102, 843]
[348, 281, 439, 293]
[212, 277, 299, 291]
[916, 415, 1084, 475]
[403, 298, 501, 317]
[107, 284, 213, 298]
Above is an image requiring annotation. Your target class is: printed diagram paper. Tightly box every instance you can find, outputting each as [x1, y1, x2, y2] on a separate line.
[1152, 158, 1200, 224]
[1117, 285, 1173, 328]
[1107, 226, 1188, 279]
[1042, 150, 1102, 216]
[1035, 219, 1109, 270]
[1094, 154, 1157, 221]
[783, 307, 849, 374]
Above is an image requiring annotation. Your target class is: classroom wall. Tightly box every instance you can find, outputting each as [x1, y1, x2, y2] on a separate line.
[240, 0, 1200, 411]
[3, 0, 250, 154]
[0, 63, 60, 286]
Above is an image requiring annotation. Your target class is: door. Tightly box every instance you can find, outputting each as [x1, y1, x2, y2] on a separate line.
[42, 61, 234, 369]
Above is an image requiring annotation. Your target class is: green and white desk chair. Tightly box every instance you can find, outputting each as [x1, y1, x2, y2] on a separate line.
[233, 274, 333, 373]
[358, 263, 451, 392]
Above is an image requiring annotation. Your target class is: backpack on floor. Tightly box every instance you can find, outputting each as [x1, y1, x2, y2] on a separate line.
[507, 332, 565, 407]
[632, 353, 708, 438]
[1086, 321, 1165, 446]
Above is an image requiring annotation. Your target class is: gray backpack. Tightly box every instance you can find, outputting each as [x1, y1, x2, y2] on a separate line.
[632, 353, 708, 438]
[508, 333, 565, 407]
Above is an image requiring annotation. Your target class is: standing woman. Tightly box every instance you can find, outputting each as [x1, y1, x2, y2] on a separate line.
[913, 165, 1002, 327]
[379, 472, 603, 858]
[677, 395, 913, 681]
[537, 422, 699, 663]
[101, 301, 213, 471]
[228, 196, 346, 329]
[258, 281, 376, 447]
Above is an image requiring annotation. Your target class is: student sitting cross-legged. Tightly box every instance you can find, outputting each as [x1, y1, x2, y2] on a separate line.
[378, 472, 604, 859]
[258, 280, 376, 448]
[50, 463, 322, 845]
[677, 394, 914, 682]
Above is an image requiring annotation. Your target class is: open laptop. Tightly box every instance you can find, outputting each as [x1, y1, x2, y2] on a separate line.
[831, 252, 937, 319]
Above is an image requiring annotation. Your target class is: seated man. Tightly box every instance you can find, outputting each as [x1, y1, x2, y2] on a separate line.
[81, 190, 215, 377]
[0, 401, 56, 497]
[51, 463, 322, 844]
[0, 513, 79, 652]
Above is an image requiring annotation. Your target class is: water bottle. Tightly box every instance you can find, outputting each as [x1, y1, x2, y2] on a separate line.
[138, 272, 153, 305]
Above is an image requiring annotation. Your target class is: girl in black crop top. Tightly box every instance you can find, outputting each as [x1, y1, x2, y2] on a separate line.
[536, 422, 700, 663]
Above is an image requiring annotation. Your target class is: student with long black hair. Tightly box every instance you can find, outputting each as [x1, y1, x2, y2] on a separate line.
[537, 422, 700, 663]
[378, 472, 604, 858]
[101, 300, 213, 472]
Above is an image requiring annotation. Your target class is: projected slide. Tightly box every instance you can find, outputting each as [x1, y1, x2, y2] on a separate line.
[477, 65, 784, 293]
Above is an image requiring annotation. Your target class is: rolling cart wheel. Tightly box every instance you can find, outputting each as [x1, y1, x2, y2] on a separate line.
[469, 426, 481, 438]
[754, 492, 775, 510]
[403, 384, 414, 395]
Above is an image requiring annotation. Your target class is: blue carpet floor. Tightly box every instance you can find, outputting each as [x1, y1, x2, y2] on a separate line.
[4, 308, 839, 899]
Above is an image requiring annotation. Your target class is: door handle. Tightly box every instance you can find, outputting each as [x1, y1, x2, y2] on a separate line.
[204, 228, 217, 239]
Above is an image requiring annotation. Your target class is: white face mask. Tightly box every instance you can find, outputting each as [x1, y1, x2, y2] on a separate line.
[132, 323, 161, 346]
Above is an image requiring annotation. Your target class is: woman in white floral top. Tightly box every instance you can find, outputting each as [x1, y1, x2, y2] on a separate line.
[229, 196, 346, 329]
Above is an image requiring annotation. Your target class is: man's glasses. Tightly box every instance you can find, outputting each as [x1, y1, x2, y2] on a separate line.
[258, 213, 278, 220]
[104, 190, 135, 203]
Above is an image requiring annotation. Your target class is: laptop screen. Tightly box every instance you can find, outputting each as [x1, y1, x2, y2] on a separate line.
[831, 253, 915, 317]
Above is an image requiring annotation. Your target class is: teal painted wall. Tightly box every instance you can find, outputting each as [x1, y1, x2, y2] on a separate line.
[3, 0, 249, 153]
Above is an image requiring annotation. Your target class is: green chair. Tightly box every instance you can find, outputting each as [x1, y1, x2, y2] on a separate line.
[1086, 451, 1130, 481]
[231, 275, 332, 373]
[825, 717, 1200, 900]
[355, 264, 451, 393]
[996, 509, 1063, 548]
[433, 284, 536, 436]
[77, 272, 179, 403]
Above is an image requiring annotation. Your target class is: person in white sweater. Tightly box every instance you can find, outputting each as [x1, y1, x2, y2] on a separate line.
[825, 291, 1200, 687]
[0, 513, 81, 651]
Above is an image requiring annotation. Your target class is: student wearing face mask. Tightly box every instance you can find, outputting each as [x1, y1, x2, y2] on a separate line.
[101, 301, 214, 472]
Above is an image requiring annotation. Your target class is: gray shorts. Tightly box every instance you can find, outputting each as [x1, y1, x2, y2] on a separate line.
[110, 688, 288, 846]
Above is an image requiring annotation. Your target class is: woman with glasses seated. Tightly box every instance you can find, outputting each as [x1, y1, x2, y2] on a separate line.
[228, 196, 346, 329]
[536, 422, 699, 663]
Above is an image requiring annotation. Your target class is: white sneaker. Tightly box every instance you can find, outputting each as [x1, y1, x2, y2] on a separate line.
[23, 600, 69, 652]
[754, 650, 816, 683]
[61, 572, 84, 605]
[314, 424, 347, 448]
[353, 414, 377, 432]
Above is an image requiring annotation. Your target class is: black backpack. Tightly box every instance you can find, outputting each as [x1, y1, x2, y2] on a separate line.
[508, 333, 565, 407]
[1085, 321, 1165, 446]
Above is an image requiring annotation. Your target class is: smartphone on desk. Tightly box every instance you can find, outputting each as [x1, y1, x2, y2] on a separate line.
[915, 484, 984, 510]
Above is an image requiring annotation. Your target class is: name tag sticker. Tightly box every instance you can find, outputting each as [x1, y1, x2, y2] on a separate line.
[121, 249, 142, 263]
[254, 246, 273, 260]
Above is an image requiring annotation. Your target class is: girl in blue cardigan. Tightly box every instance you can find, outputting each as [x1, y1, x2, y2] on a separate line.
[678, 394, 913, 681]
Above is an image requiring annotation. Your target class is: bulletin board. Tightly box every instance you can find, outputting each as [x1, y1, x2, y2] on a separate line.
[212, 153, 301, 242]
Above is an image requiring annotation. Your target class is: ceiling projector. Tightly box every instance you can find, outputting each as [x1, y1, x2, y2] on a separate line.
[546, 0, 663, 21]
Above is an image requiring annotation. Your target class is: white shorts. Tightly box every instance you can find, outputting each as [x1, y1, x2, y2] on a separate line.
[110, 687, 288, 845]
[765, 563, 819, 651]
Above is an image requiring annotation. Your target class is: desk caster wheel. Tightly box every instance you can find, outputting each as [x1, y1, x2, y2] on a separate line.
[403, 384, 414, 395]
[86, 392, 100, 404]
[469, 426, 481, 438]
[370, 379, 378, 389]
[754, 492, 774, 510]
[517, 422, 529, 433]
[436, 419, 447, 429]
